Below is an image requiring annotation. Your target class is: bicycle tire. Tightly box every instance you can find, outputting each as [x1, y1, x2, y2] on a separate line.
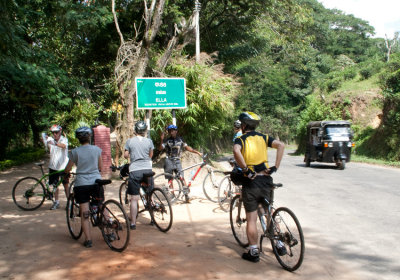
[66, 194, 83, 240]
[12, 177, 46, 211]
[149, 187, 173, 232]
[230, 195, 249, 247]
[202, 170, 225, 202]
[100, 199, 130, 252]
[218, 175, 233, 212]
[268, 207, 305, 271]
[68, 180, 75, 198]
[153, 173, 182, 203]
[118, 182, 131, 214]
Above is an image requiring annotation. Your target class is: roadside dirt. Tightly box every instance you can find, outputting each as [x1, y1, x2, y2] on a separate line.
[0, 154, 363, 280]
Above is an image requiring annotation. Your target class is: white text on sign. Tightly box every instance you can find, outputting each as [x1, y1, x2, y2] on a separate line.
[155, 82, 167, 87]
[156, 90, 166, 95]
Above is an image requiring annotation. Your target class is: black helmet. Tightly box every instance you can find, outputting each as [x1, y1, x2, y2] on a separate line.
[234, 120, 241, 128]
[238, 112, 261, 127]
[75, 126, 92, 140]
[135, 121, 147, 134]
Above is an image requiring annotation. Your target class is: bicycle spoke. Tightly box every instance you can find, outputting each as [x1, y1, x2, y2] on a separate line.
[203, 170, 225, 202]
[149, 188, 173, 232]
[153, 173, 182, 203]
[12, 177, 46, 211]
[269, 207, 304, 271]
[100, 200, 130, 252]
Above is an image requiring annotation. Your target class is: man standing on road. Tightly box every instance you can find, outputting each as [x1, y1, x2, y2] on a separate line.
[124, 121, 154, 230]
[159, 124, 202, 202]
[233, 112, 285, 262]
[46, 124, 69, 210]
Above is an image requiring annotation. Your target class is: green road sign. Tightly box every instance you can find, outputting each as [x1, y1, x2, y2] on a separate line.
[136, 77, 186, 109]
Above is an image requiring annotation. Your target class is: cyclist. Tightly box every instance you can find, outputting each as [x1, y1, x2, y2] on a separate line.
[233, 120, 242, 142]
[46, 124, 69, 210]
[233, 112, 285, 263]
[124, 121, 154, 230]
[158, 124, 202, 201]
[64, 126, 103, 248]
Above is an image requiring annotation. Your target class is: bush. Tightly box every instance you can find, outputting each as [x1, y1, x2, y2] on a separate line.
[0, 147, 45, 171]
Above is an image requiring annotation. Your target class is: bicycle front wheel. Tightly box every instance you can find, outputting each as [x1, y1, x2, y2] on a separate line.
[118, 181, 131, 215]
[230, 195, 248, 247]
[153, 173, 182, 203]
[269, 207, 305, 271]
[149, 187, 173, 232]
[66, 194, 82, 240]
[202, 170, 225, 202]
[218, 175, 233, 212]
[12, 177, 46, 211]
[100, 199, 130, 252]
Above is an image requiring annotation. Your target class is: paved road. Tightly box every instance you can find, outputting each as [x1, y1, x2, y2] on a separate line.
[274, 150, 400, 280]
[0, 151, 399, 279]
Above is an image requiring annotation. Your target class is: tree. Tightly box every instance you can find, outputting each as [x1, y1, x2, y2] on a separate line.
[384, 32, 399, 62]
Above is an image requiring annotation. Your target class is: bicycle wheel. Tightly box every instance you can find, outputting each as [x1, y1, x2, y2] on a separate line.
[153, 173, 182, 203]
[100, 199, 130, 252]
[230, 195, 249, 247]
[118, 181, 131, 214]
[12, 177, 46, 211]
[202, 170, 225, 202]
[66, 194, 82, 240]
[149, 187, 173, 232]
[268, 207, 305, 271]
[218, 175, 233, 212]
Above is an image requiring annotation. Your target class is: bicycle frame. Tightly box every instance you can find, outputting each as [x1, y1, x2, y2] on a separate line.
[36, 164, 65, 198]
[171, 158, 207, 187]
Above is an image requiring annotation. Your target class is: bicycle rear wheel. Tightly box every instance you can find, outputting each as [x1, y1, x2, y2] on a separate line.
[230, 195, 249, 247]
[12, 177, 46, 211]
[66, 194, 82, 240]
[149, 187, 173, 232]
[269, 207, 304, 271]
[100, 199, 130, 252]
[202, 170, 225, 202]
[153, 173, 182, 203]
[218, 175, 233, 212]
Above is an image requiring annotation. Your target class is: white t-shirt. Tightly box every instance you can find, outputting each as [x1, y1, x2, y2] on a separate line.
[47, 136, 69, 170]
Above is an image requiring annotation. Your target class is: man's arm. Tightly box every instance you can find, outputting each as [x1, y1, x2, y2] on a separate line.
[98, 155, 103, 172]
[158, 131, 165, 151]
[64, 159, 74, 174]
[149, 149, 154, 159]
[124, 150, 130, 159]
[233, 144, 246, 169]
[185, 145, 202, 157]
[271, 139, 285, 169]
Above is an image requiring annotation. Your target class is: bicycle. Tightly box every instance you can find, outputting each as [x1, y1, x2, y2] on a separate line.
[66, 179, 130, 252]
[230, 182, 304, 271]
[218, 158, 242, 212]
[112, 165, 173, 232]
[153, 154, 225, 203]
[12, 161, 74, 211]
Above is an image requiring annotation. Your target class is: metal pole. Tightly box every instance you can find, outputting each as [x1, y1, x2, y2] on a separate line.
[194, 0, 201, 63]
[172, 109, 176, 126]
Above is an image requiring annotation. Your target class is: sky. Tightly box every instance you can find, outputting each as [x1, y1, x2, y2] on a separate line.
[318, 0, 400, 38]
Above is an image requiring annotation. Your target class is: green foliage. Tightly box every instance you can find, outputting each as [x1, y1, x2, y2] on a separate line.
[0, 147, 45, 171]
[52, 100, 100, 148]
[152, 56, 238, 150]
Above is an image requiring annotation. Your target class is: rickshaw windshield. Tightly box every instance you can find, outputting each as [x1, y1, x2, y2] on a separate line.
[325, 126, 350, 135]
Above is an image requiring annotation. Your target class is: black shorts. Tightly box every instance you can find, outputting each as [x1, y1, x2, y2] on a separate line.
[128, 169, 153, 195]
[242, 176, 273, 212]
[49, 168, 69, 186]
[164, 158, 183, 178]
[74, 184, 104, 205]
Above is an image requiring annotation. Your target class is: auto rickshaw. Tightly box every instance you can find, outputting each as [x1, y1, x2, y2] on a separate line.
[304, 121, 354, 170]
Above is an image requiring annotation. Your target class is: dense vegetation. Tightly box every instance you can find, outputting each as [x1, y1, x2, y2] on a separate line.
[1, 0, 399, 167]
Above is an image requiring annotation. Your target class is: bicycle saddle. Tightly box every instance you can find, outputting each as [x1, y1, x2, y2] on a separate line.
[95, 179, 112, 186]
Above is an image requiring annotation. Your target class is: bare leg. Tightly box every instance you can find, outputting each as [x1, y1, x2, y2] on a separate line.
[246, 210, 258, 246]
[130, 195, 140, 226]
[80, 202, 91, 241]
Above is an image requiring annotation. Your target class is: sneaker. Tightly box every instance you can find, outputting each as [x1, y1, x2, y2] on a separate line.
[130, 224, 136, 230]
[83, 240, 92, 248]
[50, 201, 60, 210]
[276, 241, 287, 256]
[242, 249, 260, 263]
